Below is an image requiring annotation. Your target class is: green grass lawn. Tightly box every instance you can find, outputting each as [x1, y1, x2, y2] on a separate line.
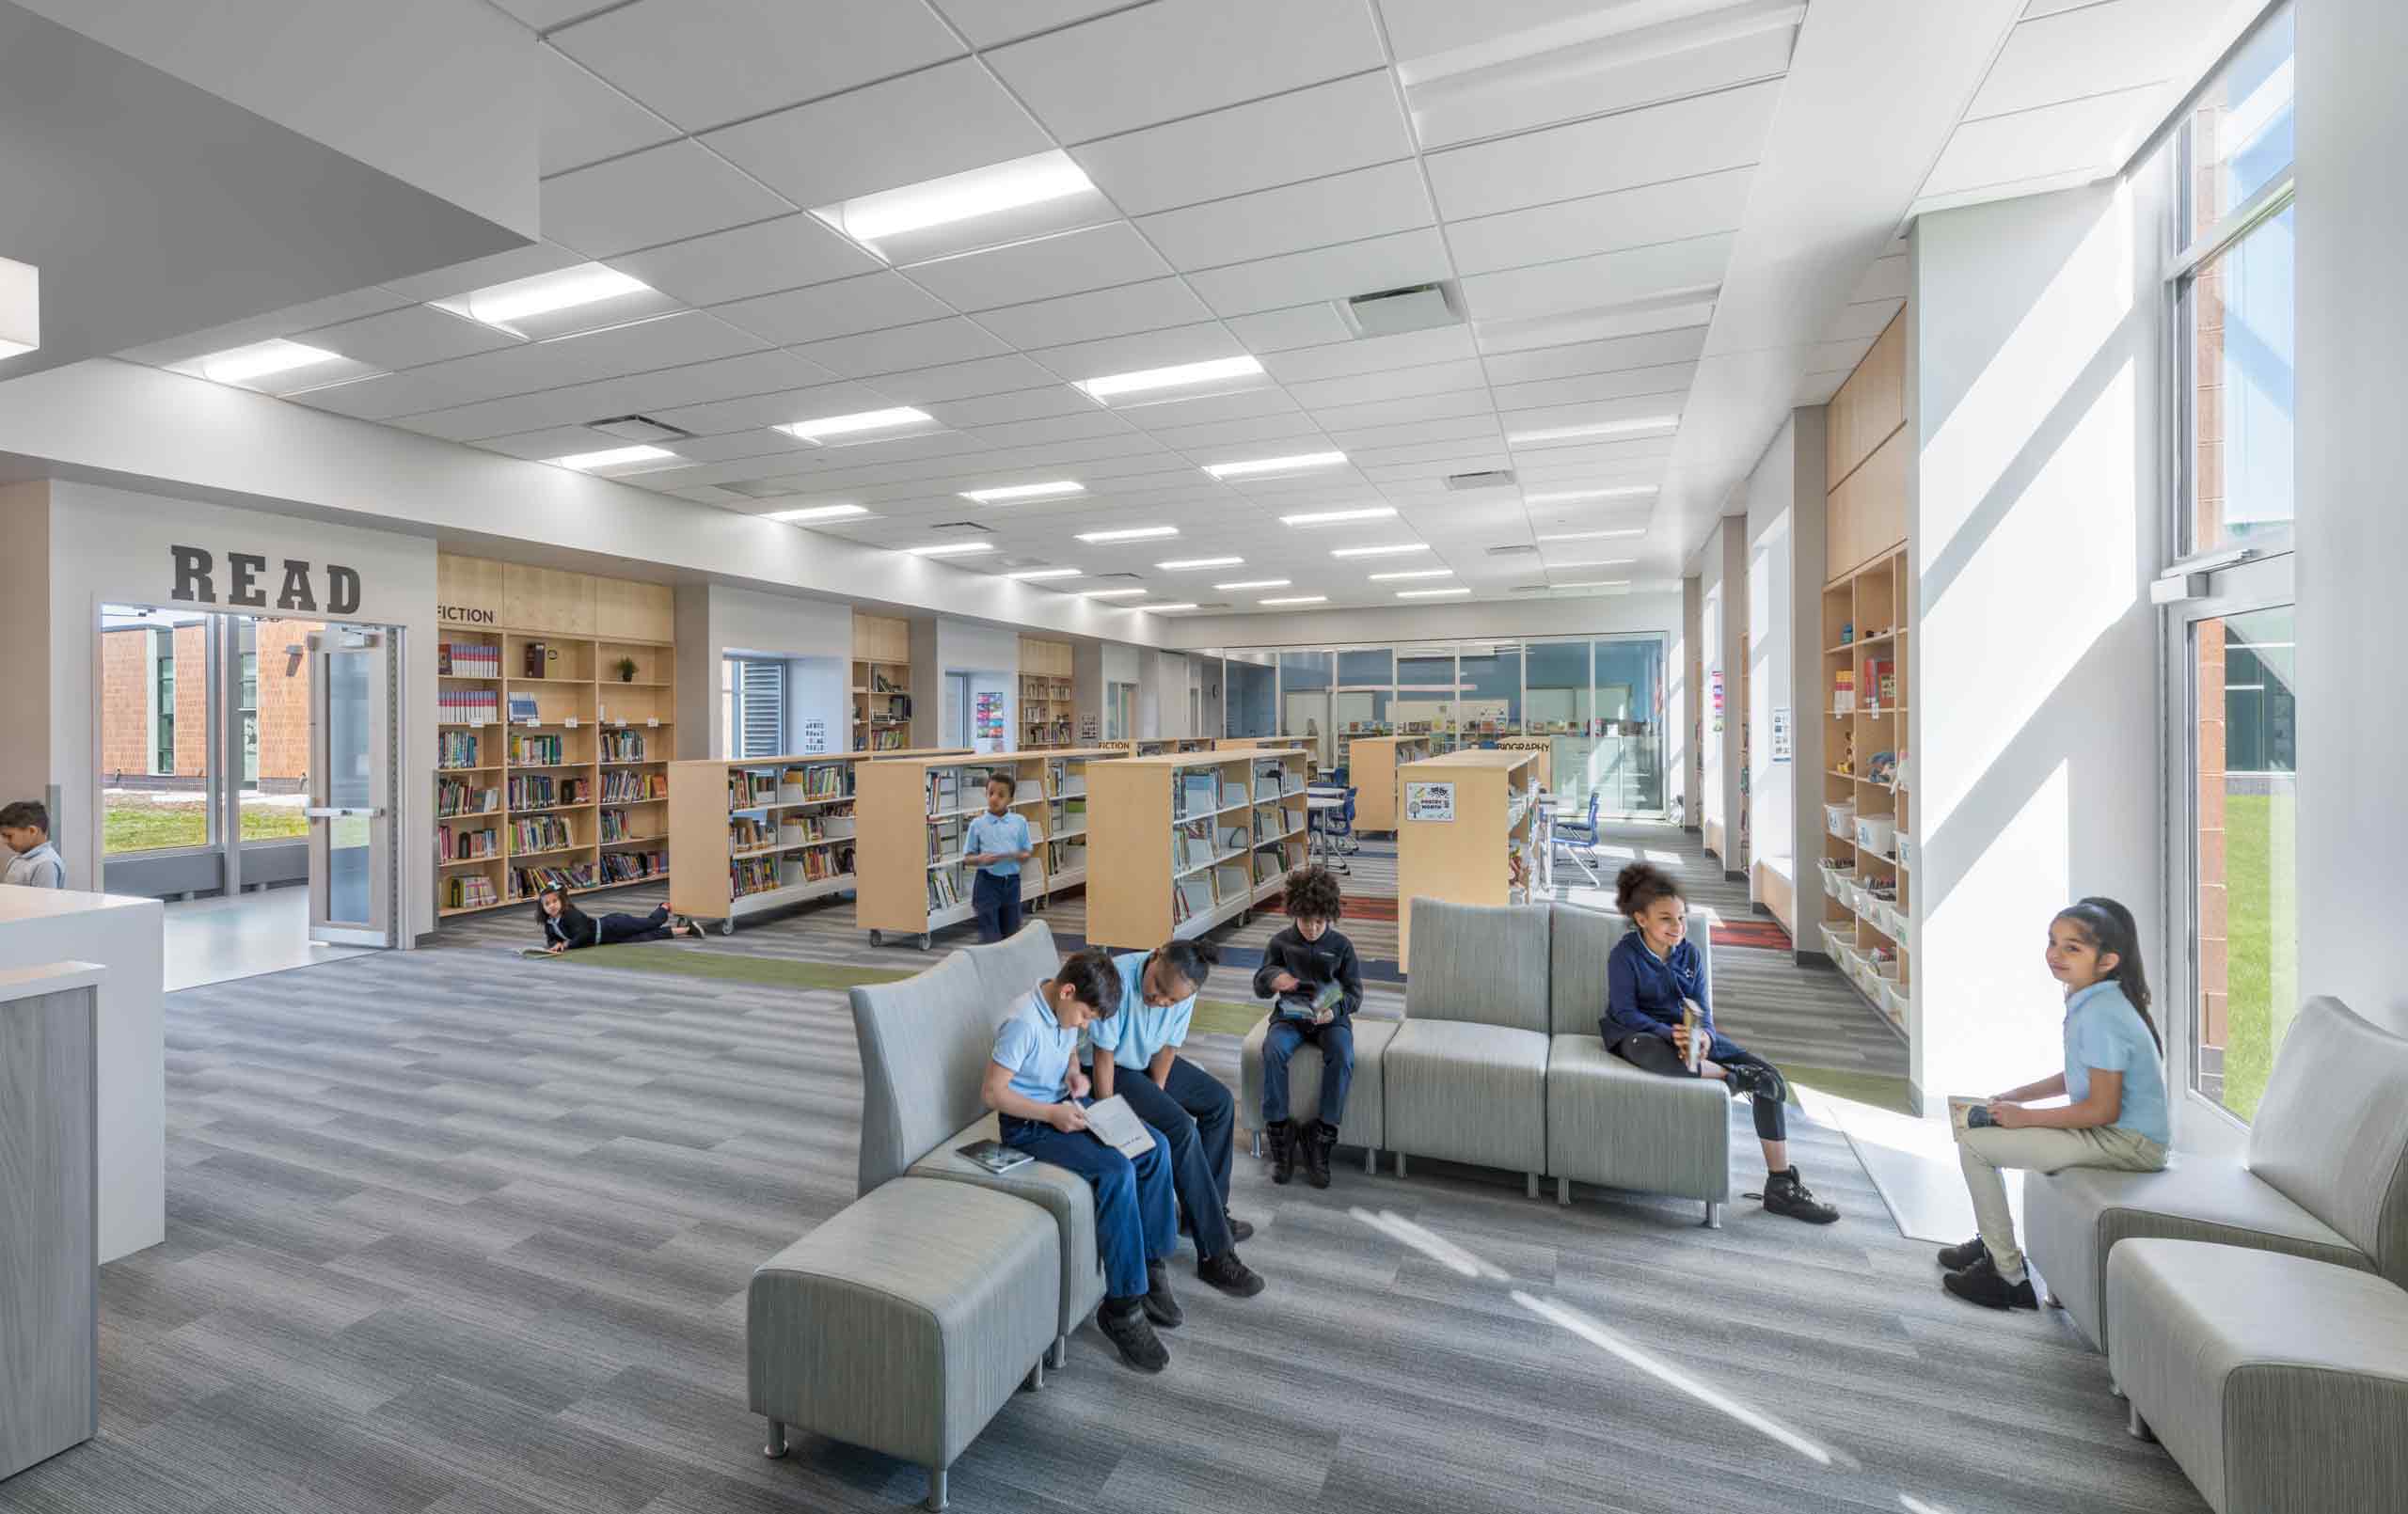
[2216, 790, 2294, 1121]
[104, 799, 310, 856]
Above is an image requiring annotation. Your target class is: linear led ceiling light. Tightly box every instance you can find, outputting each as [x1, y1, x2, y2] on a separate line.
[1507, 416, 1678, 446]
[1259, 595, 1328, 606]
[1075, 355, 1266, 406]
[1214, 578, 1291, 591]
[764, 503, 869, 523]
[1157, 556, 1242, 571]
[172, 337, 386, 397]
[1546, 558, 1636, 569]
[1370, 568, 1454, 581]
[1330, 543, 1433, 559]
[1281, 505, 1397, 526]
[812, 150, 1108, 264]
[1204, 450, 1347, 481]
[1075, 525, 1179, 543]
[1143, 603, 1199, 612]
[1525, 485, 1656, 503]
[434, 262, 673, 340]
[0, 256, 37, 359]
[1555, 579, 1631, 590]
[961, 480, 1085, 504]
[775, 405, 939, 446]
[551, 444, 677, 471]
[907, 541, 995, 557]
[1535, 528, 1645, 542]
[1398, 587, 1472, 598]
[1085, 588, 1148, 599]
[1006, 566, 1084, 580]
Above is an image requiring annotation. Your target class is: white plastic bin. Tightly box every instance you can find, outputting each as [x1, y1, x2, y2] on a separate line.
[1854, 813, 1896, 855]
[1883, 981, 1912, 1022]
[1821, 923, 1850, 959]
[1825, 801, 1856, 838]
[1898, 834, 1916, 870]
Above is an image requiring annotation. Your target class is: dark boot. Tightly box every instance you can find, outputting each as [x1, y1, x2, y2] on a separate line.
[1937, 1235, 1988, 1270]
[1143, 1258, 1182, 1329]
[1095, 1296, 1169, 1373]
[1196, 1249, 1265, 1298]
[1762, 1166, 1838, 1223]
[1267, 1120, 1297, 1186]
[1304, 1120, 1338, 1190]
[1942, 1254, 2038, 1311]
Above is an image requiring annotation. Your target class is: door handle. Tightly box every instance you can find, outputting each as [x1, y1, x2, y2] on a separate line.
[303, 807, 387, 819]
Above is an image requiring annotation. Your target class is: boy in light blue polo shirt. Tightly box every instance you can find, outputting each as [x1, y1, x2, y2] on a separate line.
[1086, 939, 1264, 1301]
[962, 770, 1033, 942]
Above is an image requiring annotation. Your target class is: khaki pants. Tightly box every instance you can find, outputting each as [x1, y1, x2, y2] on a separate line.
[1955, 1123, 2165, 1284]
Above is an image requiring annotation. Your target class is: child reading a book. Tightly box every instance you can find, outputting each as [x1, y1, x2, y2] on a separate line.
[984, 946, 1180, 1373]
[0, 800, 65, 889]
[1939, 897, 2169, 1310]
[1088, 939, 1266, 1301]
[1605, 861, 1838, 1224]
[1252, 865, 1363, 1188]
[962, 770, 1033, 943]
[531, 886, 705, 951]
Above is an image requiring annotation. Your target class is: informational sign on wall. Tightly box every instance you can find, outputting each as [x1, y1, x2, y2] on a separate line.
[800, 718, 829, 754]
[974, 690, 1005, 752]
[1079, 713, 1099, 741]
[1403, 781, 1455, 823]
[1709, 669, 1724, 733]
[1770, 707, 1793, 765]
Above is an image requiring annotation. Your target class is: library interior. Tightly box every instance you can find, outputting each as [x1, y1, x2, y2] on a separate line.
[2, 4, 2402, 1513]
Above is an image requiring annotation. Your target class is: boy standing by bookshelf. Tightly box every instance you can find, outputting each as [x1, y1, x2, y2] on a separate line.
[1253, 866, 1363, 1187]
[0, 800, 66, 889]
[962, 769, 1033, 942]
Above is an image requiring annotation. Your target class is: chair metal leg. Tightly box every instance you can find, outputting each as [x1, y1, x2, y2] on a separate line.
[1251, 1129, 1262, 1159]
[2126, 1403, 2154, 1443]
[1703, 1201, 1722, 1228]
[2109, 1379, 2125, 1399]
[1363, 1145, 1376, 1175]
[1557, 1176, 1571, 1206]
[1395, 1151, 1407, 1178]
[762, 1419, 788, 1459]
[1525, 1172, 1539, 1200]
[2044, 1291, 2065, 1310]
[1024, 1358, 1044, 1391]
[925, 1466, 949, 1512]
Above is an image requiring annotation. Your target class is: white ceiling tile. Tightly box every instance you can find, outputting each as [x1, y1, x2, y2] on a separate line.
[958, 412, 1141, 449]
[791, 317, 1009, 378]
[1478, 323, 1711, 384]
[1319, 412, 1501, 452]
[703, 59, 1053, 209]
[1967, 0, 2201, 121]
[387, 348, 838, 440]
[534, 46, 679, 176]
[1796, 371, 1847, 404]
[988, 0, 1386, 144]
[1026, 322, 1247, 385]
[549, 0, 964, 132]
[665, 431, 821, 465]
[1802, 335, 1879, 374]
[1491, 394, 1687, 434]
[299, 305, 522, 371]
[1225, 302, 1356, 354]
[1444, 166, 1756, 278]
[1423, 78, 1782, 221]
[974, 277, 1214, 351]
[116, 286, 416, 368]
[651, 380, 895, 435]
[426, 310, 771, 409]
[283, 371, 475, 423]
[1921, 84, 2163, 197]
[1136, 161, 1434, 273]
[475, 425, 631, 461]
[1487, 360, 1698, 412]
[1411, 24, 1796, 150]
[859, 353, 1061, 402]
[1288, 357, 1487, 412]
[1457, 232, 1735, 323]
[1112, 386, 1302, 432]
[607, 215, 881, 307]
[1349, 435, 1510, 470]
[1302, 386, 1496, 434]
[1070, 72, 1415, 218]
[1848, 252, 1909, 307]
[1137, 411, 1326, 452]
[901, 222, 1172, 311]
[377, 242, 591, 305]
[541, 140, 795, 258]
[1259, 324, 1476, 385]
[1185, 228, 1453, 318]
[1824, 298, 1905, 342]
[1475, 297, 1718, 355]
[927, 0, 1133, 47]
[713, 271, 952, 345]
[922, 386, 1103, 429]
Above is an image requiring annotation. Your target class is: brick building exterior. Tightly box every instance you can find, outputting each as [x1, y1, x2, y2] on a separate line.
[100, 619, 318, 790]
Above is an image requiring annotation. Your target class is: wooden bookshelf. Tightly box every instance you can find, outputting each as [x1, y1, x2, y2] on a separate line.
[855, 748, 1126, 948]
[852, 611, 912, 752]
[1344, 733, 1435, 832]
[665, 748, 965, 933]
[1018, 636, 1076, 750]
[1817, 544, 1911, 1029]
[1110, 737, 1215, 757]
[1085, 749, 1310, 951]
[1395, 748, 1542, 966]
[435, 554, 674, 918]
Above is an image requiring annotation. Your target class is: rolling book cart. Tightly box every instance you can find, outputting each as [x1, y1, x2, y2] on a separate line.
[1084, 748, 1310, 951]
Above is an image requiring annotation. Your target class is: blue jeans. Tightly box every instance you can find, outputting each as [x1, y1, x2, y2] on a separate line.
[1260, 1017, 1354, 1127]
[1112, 1057, 1236, 1256]
[1000, 1105, 1175, 1299]
[972, 868, 1022, 942]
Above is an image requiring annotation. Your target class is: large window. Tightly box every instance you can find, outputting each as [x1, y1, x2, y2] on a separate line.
[152, 628, 176, 774]
[722, 656, 786, 759]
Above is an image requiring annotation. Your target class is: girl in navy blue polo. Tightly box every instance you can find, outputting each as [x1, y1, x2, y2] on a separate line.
[1604, 861, 1838, 1224]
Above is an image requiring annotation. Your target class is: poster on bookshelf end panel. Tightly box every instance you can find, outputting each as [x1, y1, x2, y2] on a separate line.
[1403, 781, 1455, 823]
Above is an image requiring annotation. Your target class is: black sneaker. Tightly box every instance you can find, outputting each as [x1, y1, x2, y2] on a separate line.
[1267, 1120, 1297, 1185]
[1143, 1258, 1182, 1329]
[680, 917, 710, 941]
[1226, 1213, 1255, 1243]
[1937, 1235, 1988, 1270]
[1725, 1062, 1785, 1102]
[1303, 1121, 1338, 1190]
[1942, 1254, 2038, 1311]
[1095, 1298, 1169, 1373]
[1196, 1250, 1265, 1298]
[1762, 1166, 1838, 1224]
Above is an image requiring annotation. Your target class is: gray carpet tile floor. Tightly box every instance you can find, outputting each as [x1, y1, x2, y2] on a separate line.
[4, 826, 2206, 1514]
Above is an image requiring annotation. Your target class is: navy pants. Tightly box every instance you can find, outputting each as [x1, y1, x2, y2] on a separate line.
[594, 905, 676, 944]
[972, 868, 1022, 943]
[1001, 1106, 1175, 1300]
[1112, 1057, 1236, 1257]
[1260, 1017, 1354, 1127]
[1614, 1033, 1788, 1141]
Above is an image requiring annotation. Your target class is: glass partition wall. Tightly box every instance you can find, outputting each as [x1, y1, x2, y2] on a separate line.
[1192, 635, 1669, 815]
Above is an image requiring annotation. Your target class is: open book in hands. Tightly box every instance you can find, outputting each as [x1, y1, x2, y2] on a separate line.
[1274, 979, 1344, 1025]
[1080, 1095, 1158, 1160]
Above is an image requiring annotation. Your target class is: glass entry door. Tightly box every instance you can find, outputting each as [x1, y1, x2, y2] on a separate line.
[306, 627, 397, 946]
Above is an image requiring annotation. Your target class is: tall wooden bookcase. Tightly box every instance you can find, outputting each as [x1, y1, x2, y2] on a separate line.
[852, 611, 912, 752]
[1346, 733, 1435, 832]
[1395, 749, 1540, 966]
[435, 555, 674, 919]
[1018, 636, 1075, 749]
[1085, 749, 1308, 950]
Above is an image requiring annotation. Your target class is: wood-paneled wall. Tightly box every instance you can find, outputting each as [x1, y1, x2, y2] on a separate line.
[1826, 311, 1909, 582]
[1018, 636, 1073, 676]
[436, 554, 673, 640]
[852, 612, 910, 664]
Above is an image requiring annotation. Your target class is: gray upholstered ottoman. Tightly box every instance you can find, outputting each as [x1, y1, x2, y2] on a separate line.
[1240, 1015, 1397, 1171]
[2109, 1239, 2408, 1514]
[1545, 1033, 1732, 1222]
[909, 1110, 1103, 1363]
[749, 1176, 1057, 1512]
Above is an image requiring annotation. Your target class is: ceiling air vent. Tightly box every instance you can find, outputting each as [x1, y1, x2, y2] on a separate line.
[1338, 281, 1461, 339]
[927, 520, 994, 535]
[1486, 543, 1538, 557]
[720, 479, 806, 499]
[1446, 468, 1515, 492]
[1511, 583, 1549, 593]
[1087, 571, 1143, 581]
[1194, 601, 1231, 610]
[586, 414, 692, 444]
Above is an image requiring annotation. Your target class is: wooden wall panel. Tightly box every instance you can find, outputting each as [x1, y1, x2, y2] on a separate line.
[502, 563, 595, 635]
[1019, 636, 1072, 676]
[436, 553, 506, 626]
[1827, 426, 1908, 581]
[854, 612, 910, 664]
[594, 577, 673, 642]
[1827, 311, 1907, 492]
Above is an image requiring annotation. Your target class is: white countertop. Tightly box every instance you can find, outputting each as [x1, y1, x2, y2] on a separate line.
[0, 960, 106, 1001]
[0, 884, 158, 924]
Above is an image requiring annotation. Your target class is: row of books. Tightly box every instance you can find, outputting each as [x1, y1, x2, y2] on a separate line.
[599, 850, 666, 885]
[436, 823, 498, 861]
[1169, 861, 1260, 925]
[437, 732, 483, 769]
[598, 807, 646, 842]
[598, 730, 649, 763]
[731, 857, 780, 898]
[437, 778, 499, 816]
[439, 688, 500, 722]
[927, 865, 964, 911]
[443, 874, 500, 910]
[863, 728, 908, 751]
[507, 692, 541, 722]
[1047, 759, 1088, 797]
[509, 861, 597, 900]
[510, 815, 573, 854]
[781, 763, 854, 802]
[437, 641, 502, 679]
[508, 773, 590, 809]
[1047, 839, 1086, 875]
[600, 768, 665, 803]
[510, 733, 567, 766]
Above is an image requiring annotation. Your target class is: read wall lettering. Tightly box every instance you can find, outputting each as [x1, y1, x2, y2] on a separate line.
[169, 544, 361, 616]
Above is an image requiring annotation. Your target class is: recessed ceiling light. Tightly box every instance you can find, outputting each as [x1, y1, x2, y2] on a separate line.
[1259, 595, 1329, 606]
[1555, 579, 1632, 590]
[1075, 526, 1179, 543]
[195, 339, 344, 386]
[1144, 603, 1200, 612]
[1507, 417, 1679, 445]
[1157, 556, 1243, 571]
[1075, 355, 1264, 402]
[816, 150, 1096, 245]
[1204, 450, 1347, 480]
[1525, 485, 1656, 503]
[775, 406, 938, 445]
[907, 541, 995, 557]
[446, 263, 655, 334]
[1330, 543, 1433, 559]
[1547, 558, 1636, 569]
[1534, 528, 1646, 542]
[1397, 587, 1473, 599]
[1006, 567, 1083, 580]
[550, 444, 676, 470]
[764, 503, 869, 523]
[1281, 505, 1398, 526]
[960, 480, 1085, 504]
[1085, 588, 1148, 599]
[1370, 568, 1455, 581]
[1214, 578, 1291, 591]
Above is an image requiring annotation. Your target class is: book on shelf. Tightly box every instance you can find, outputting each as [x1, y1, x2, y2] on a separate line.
[436, 823, 499, 861]
[599, 849, 665, 885]
[1050, 841, 1085, 874]
[599, 729, 647, 763]
[510, 733, 565, 766]
[600, 768, 664, 803]
[507, 691, 540, 722]
[436, 778, 499, 817]
[730, 770, 778, 809]
[1219, 778, 1247, 809]
[1173, 819, 1212, 871]
[731, 857, 780, 897]
[438, 732, 483, 769]
[1253, 848, 1282, 886]
[928, 866, 964, 911]
[438, 641, 501, 679]
[440, 688, 500, 721]
[509, 860, 596, 901]
[1212, 860, 1249, 901]
[1216, 823, 1250, 856]
[443, 874, 499, 910]
[928, 816, 967, 863]
[1176, 772, 1217, 817]
[599, 808, 633, 842]
[1172, 875, 1214, 923]
[779, 763, 853, 802]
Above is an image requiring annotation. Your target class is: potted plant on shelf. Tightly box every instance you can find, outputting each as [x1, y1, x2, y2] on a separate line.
[614, 655, 639, 683]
